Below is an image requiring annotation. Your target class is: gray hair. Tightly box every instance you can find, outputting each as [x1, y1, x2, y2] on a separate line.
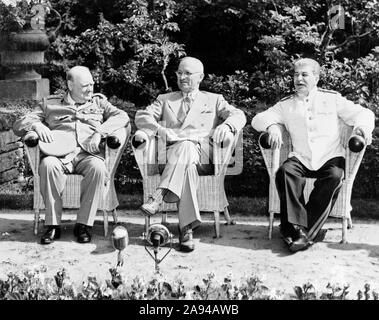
[293, 58, 321, 75]
[179, 56, 204, 73]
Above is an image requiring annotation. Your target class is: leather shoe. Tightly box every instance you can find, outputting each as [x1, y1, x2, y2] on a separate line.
[178, 227, 195, 252]
[279, 224, 299, 247]
[140, 196, 161, 216]
[289, 228, 312, 252]
[73, 223, 92, 243]
[41, 226, 61, 245]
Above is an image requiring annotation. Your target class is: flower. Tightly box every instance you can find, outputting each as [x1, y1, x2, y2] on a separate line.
[0, 0, 50, 33]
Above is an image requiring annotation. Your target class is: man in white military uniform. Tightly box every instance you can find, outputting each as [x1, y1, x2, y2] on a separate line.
[135, 57, 246, 252]
[13, 66, 130, 245]
[251, 58, 375, 252]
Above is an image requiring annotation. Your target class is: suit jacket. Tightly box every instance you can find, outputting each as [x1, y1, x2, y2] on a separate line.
[13, 92, 130, 161]
[135, 90, 246, 163]
[251, 87, 375, 170]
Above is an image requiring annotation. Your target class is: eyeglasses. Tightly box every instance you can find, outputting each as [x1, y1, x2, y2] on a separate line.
[175, 71, 201, 77]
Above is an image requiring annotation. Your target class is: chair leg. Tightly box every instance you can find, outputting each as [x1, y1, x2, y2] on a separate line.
[161, 212, 168, 226]
[34, 208, 40, 235]
[145, 216, 150, 236]
[213, 210, 221, 238]
[347, 217, 353, 229]
[268, 211, 274, 240]
[112, 209, 118, 225]
[223, 207, 236, 225]
[341, 217, 348, 244]
[103, 210, 109, 237]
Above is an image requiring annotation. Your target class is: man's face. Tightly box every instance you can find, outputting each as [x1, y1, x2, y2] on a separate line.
[68, 70, 94, 103]
[293, 64, 319, 95]
[176, 60, 204, 93]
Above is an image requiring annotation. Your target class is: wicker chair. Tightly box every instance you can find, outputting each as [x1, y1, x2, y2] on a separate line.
[131, 130, 243, 238]
[258, 124, 367, 243]
[23, 126, 131, 237]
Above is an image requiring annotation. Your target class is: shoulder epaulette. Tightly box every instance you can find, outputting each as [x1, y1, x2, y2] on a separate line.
[280, 94, 294, 102]
[46, 94, 63, 100]
[93, 93, 107, 99]
[318, 88, 338, 94]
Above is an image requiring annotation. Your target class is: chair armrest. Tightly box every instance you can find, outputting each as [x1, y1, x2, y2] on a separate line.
[105, 125, 131, 177]
[345, 137, 367, 183]
[24, 131, 39, 147]
[258, 125, 290, 178]
[131, 130, 156, 177]
[259, 132, 271, 149]
[23, 131, 40, 176]
[213, 131, 242, 176]
[348, 135, 366, 153]
[131, 130, 149, 150]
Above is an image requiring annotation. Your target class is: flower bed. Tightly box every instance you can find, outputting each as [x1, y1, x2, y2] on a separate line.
[0, 265, 378, 300]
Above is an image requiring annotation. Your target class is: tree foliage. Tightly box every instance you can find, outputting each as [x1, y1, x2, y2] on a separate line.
[22, 0, 379, 198]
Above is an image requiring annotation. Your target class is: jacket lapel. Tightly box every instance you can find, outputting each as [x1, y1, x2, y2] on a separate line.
[181, 91, 209, 129]
[166, 92, 183, 121]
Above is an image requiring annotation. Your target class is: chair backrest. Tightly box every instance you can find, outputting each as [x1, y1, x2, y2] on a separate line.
[260, 122, 355, 165]
[136, 131, 244, 177]
[259, 122, 366, 183]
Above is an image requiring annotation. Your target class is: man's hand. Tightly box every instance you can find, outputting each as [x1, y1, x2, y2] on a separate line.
[354, 126, 372, 145]
[88, 132, 102, 153]
[32, 122, 53, 143]
[212, 123, 232, 144]
[133, 131, 148, 148]
[267, 124, 282, 149]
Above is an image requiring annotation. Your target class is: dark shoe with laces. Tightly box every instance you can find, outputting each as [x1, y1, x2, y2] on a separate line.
[40, 226, 61, 245]
[73, 223, 92, 243]
[289, 227, 312, 252]
[279, 223, 300, 247]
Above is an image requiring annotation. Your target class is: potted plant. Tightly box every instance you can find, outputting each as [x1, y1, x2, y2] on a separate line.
[0, 0, 61, 80]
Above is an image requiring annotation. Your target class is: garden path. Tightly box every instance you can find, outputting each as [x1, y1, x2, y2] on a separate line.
[1, 210, 379, 299]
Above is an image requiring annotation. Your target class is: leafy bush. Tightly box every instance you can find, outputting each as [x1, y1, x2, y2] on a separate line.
[1, 266, 378, 300]
[4, 0, 379, 198]
[45, 0, 185, 106]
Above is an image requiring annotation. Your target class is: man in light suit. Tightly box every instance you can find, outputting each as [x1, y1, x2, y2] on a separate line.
[13, 66, 130, 244]
[251, 58, 375, 252]
[134, 56, 246, 252]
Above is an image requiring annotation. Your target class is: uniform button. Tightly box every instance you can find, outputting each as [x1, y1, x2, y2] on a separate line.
[310, 139, 314, 143]
[309, 117, 313, 120]
[309, 127, 315, 132]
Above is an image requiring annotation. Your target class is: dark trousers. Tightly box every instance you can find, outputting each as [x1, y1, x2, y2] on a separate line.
[275, 156, 345, 241]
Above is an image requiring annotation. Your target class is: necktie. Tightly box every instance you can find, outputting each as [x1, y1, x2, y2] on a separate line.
[177, 96, 191, 123]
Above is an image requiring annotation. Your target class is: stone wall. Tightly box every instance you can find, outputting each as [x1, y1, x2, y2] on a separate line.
[0, 108, 23, 183]
[0, 100, 39, 185]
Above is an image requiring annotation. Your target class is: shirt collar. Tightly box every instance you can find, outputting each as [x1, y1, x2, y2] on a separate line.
[64, 92, 91, 106]
[295, 86, 318, 102]
[66, 92, 76, 105]
[181, 89, 199, 101]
